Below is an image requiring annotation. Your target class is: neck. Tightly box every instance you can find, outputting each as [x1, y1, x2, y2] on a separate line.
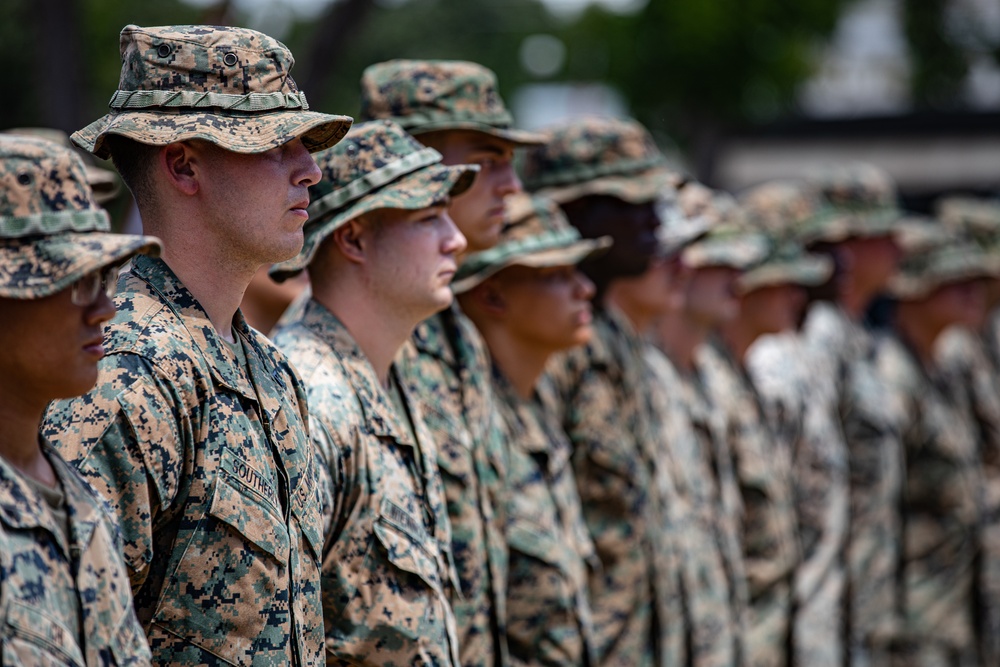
[895, 303, 942, 369]
[655, 311, 711, 373]
[605, 284, 655, 335]
[144, 218, 258, 343]
[476, 325, 550, 400]
[0, 395, 53, 485]
[312, 281, 416, 387]
[839, 284, 873, 322]
[718, 318, 757, 367]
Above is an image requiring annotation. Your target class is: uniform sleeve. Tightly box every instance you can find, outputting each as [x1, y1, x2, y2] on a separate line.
[43, 355, 186, 591]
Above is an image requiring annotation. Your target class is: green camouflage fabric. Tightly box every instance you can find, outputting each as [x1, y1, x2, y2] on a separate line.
[545, 306, 687, 667]
[520, 117, 678, 205]
[745, 327, 850, 667]
[272, 300, 461, 666]
[800, 163, 903, 244]
[358, 60, 543, 145]
[874, 331, 984, 663]
[2, 127, 122, 204]
[736, 240, 832, 294]
[696, 338, 799, 667]
[271, 120, 478, 281]
[0, 442, 151, 666]
[681, 229, 770, 271]
[42, 254, 325, 666]
[452, 192, 610, 293]
[935, 326, 1000, 666]
[73, 24, 352, 159]
[937, 196, 1000, 251]
[396, 304, 510, 667]
[887, 233, 1000, 299]
[0, 134, 159, 299]
[646, 347, 748, 667]
[739, 180, 829, 240]
[654, 187, 710, 258]
[491, 369, 598, 667]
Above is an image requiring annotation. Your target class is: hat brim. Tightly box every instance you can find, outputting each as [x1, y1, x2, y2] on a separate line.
[451, 236, 611, 294]
[738, 256, 833, 294]
[888, 258, 1000, 300]
[270, 163, 477, 282]
[534, 168, 677, 206]
[72, 109, 353, 160]
[803, 209, 903, 245]
[407, 121, 546, 147]
[0, 231, 161, 299]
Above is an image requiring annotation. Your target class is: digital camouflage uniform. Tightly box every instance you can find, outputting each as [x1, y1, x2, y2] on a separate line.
[523, 117, 687, 667]
[937, 196, 1000, 665]
[740, 181, 851, 667]
[358, 60, 543, 667]
[684, 216, 800, 667]
[879, 233, 1000, 666]
[453, 193, 608, 667]
[42, 24, 352, 666]
[0, 134, 159, 666]
[270, 120, 477, 666]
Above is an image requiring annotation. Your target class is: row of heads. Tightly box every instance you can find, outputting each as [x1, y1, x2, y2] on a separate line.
[2, 24, 998, 303]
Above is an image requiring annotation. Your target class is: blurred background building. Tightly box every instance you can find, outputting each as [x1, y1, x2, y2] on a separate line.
[4, 0, 998, 213]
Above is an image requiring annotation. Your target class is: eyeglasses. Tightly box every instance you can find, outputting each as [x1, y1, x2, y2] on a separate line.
[70, 264, 120, 307]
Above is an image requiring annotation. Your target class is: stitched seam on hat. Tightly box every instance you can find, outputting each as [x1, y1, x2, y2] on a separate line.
[524, 156, 666, 189]
[109, 90, 309, 111]
[394, 109, 513, 129]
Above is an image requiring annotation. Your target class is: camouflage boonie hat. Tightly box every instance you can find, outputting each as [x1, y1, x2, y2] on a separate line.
[359, 60, 544, 145]
[0, 135, 160, 299]
[655, 185, 710, 258]
[936, 196, 1000, 250]
[888, 229, 1000, 299]
[270, 120, 479, 281]
[801, 162, 904, 243]
[520, 117, 680, 205]
[682, 227, 770, 271]
[2, 128, 122, 205]
[73, 25, 353, 160]
[739, 179, 836, 241]
[451, 192, 610, 293]
[737, 240, 833, 294]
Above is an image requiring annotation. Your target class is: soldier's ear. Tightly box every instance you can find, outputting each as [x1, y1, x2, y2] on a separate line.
[476, 280, 507, 318]
[160, 143, 199, 196]
[332, 220, 368, 265]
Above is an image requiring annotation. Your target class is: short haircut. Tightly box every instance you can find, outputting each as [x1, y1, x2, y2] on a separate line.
[104, 134, 159, 209]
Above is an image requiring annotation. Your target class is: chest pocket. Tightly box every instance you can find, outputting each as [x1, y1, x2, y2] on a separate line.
[370, 500, 444, 593]
[2, 599, 84, 667]
[209, 459, 290, 564]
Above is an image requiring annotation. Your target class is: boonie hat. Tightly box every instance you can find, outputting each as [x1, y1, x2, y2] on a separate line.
[737, 240, 833, 294]
[359, 60, 544, 145]
[451, 192, 611, 293]
[521, 117, 680, 205]
[2, 128, 122, 205]
[739, 179, 837, 241]
[73, 24, 352, 159]
[937, 196, 1000, 250]
[271, 120, 478, 281]
[888, 226, 1000, 299]
[0, 135, 160, 299]
[801, 162, 904, 243]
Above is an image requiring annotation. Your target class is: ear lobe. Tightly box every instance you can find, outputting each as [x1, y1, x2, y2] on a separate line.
[161, 143, 199, 196]
[479, 282, 507, 317]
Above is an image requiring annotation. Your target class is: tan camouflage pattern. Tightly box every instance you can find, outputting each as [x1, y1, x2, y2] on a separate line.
[358, 60, 542, 145]
[271, 120, 478, 281]
[396, 303, 510, 667]
[545, 306, 687, 667]
[696, 338, 799, 667]
[934, 326, 1000, 666]
[874, 331, 984, 660]
[737, 240, 833, 294]
[491, 369, 598, 667]
[0, 444, 151, 666]
[42, 254, 325, 666]
[887, 232, 1000, 299]
[937, 196, 1000, 250]
[452, 192, 610, 293]
[745, 328, 850, 667]
[739, 180, 830, 240]
[646, 347, 748, 667]
[520, 117, 677, 205]
[272, 300, 461, 666]
[801, 163, 902, 243]
[74, 24, 351, 159]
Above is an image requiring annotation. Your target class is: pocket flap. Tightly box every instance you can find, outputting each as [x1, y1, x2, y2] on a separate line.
[209, 471, 290, 565]
[4, 599, 84, 666]
[373, 510, 442, 592]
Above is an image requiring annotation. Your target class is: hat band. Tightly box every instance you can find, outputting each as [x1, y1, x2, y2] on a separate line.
[307, 148, 443, 222]
[460, 227, 582, 274]
[525, 154, 667, 189]
[109, 89, 310, 112]
[395, 108, 514, 131]
[0, 209, 111, 239]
